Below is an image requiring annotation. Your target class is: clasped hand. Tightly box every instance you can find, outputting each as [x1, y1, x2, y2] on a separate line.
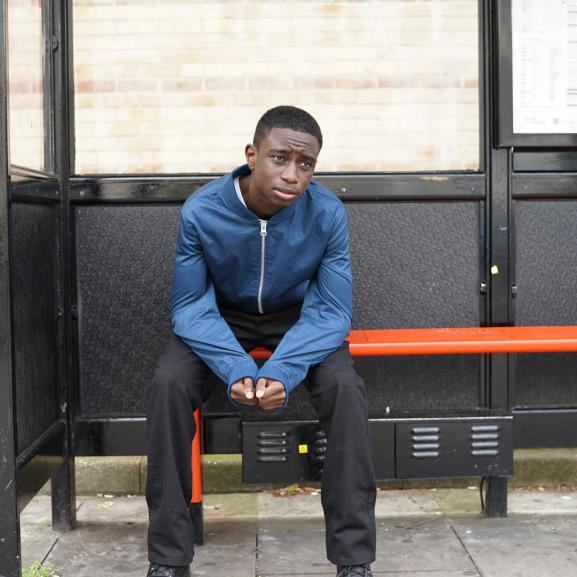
[230, 377, 286, 411]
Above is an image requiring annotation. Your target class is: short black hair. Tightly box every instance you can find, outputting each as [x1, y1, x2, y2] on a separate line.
[253, 105, 323, 149]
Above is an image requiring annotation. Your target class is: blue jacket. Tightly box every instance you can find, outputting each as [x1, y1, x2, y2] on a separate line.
[170, 164, 352, 405]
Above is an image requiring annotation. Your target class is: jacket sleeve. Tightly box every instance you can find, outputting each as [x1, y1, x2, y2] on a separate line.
[170, 208, 258, 393]
[255, 203, 352, 402]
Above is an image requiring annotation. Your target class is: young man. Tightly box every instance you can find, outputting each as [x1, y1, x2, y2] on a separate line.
[146, 106, 376, 577]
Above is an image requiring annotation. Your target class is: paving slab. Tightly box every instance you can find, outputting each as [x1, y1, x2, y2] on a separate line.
[374, 489, 443, 517]
[452, 515, 577, 577]
[508, 490, 577, 514]
[34, 496, 256, 577]
[257, 520, 332, 574]
[203, 493, 258, 520]
[19, 495, 58, 568]
[372, 517, 476, 574]
[258, 492, 324, 519]
[191, 520, 257, 577]
[40, 495, 148, 577]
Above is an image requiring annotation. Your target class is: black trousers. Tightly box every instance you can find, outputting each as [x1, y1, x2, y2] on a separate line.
[146, 304, 376, 567]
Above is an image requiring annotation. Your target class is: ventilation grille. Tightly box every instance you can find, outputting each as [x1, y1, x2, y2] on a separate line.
[470, 424, 500, 457]
[411, 426, 440, 459]
[256, 430, 290, 463]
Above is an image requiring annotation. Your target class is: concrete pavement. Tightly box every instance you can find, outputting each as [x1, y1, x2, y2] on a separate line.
[21, 487, 577, 577]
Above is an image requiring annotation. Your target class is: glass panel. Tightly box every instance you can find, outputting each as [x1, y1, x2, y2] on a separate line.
[8, 0, 45, 172]
[73, 0, 479, 174]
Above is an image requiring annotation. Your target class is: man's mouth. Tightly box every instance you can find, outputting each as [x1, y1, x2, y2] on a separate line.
[274, 187, 299, 199]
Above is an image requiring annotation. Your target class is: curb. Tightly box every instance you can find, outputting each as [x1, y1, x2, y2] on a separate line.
[54, 448, 577, 496]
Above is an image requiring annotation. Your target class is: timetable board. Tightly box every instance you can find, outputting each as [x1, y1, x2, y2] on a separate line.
[512, 0, 577, 134]
[498, 0, 577, 145]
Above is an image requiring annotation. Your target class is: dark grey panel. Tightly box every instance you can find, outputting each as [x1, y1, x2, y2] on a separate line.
[514, 200, 577, 408]
[348, 203, 482, 411]
[75, 205, 179, 417]
[76, 201, 482, 418]
[513, 152, 577, 173]
[11, 203, 58, 454]
[348, 203, 481, 328]
[515, 200, 577, 324]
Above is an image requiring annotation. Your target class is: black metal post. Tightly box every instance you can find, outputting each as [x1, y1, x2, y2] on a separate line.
[481, 0, 512, 518]
[50, 0, 76, 531]
[0, 1, 22, 574]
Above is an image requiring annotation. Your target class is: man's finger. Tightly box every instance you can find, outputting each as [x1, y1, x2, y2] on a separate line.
[259, 381, 286, 410]
[255, 378, 267, 399]
[243, 377, 255, 399]
[231, 381, 257, 405]
[260, 381, 285, 399]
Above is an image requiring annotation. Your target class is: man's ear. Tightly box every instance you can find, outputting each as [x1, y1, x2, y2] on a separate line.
[245, 143, 256, 171]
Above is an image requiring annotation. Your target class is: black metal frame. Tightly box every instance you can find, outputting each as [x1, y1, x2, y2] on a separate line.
[0, 1, 21, 572]
[68, 173, 486, 203]
[496, 0, 577, 148]
[0, 0, 76, 573]
[47, 0, 76, 533]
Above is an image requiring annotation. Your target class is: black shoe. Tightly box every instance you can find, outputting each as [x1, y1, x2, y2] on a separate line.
[337, 564, 373, 577]
[147, 563, 191, 577]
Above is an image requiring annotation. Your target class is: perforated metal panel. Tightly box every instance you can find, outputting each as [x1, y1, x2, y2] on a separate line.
[11, 202, 58, 454]
[514, 200, 577, 408]
[75, 205, 179, 416]
[348, 202, 482, 412]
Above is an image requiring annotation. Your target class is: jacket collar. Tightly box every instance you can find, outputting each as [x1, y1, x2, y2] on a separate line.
[221, 164, 305, 223]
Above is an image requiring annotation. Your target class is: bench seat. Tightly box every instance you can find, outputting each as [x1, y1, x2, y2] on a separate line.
[249, 325, 577, 358]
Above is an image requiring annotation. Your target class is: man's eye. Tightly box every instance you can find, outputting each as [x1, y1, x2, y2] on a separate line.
[299, 160, 314, 169]
[272, 155, 286, 163]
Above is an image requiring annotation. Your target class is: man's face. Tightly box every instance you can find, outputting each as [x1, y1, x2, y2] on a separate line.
[245, 127, 321, 216]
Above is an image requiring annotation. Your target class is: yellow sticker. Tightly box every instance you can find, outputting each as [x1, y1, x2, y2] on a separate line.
[491, 265, 499, 275]
[298, 444, 309, 454]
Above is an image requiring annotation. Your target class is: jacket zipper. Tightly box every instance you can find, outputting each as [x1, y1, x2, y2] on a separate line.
[258, 220, 268, 314]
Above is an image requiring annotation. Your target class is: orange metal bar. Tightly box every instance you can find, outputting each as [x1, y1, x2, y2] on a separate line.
[249, 326, 577, 358]
[191, 408, 203, 504]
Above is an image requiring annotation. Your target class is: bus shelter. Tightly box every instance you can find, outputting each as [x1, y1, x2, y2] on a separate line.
[2, 1, 577, 575]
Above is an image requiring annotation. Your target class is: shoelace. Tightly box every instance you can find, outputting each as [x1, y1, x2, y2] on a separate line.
[148, 564, 177, 577]
[336, 564, 371, 577]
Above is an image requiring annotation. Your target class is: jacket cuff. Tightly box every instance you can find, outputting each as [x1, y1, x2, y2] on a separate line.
[227, 357, 259, 407]
[255, 363, 293, 410]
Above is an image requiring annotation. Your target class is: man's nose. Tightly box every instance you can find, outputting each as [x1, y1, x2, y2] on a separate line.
[281, 162, 298, 183]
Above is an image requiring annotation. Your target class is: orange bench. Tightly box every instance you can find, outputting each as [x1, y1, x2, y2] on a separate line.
[190, 325, 577, 535]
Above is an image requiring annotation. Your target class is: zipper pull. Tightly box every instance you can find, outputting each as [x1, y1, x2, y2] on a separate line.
[260, 220, 268, 237]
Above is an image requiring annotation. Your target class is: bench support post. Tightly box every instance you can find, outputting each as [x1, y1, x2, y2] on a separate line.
[484, 475, 508, 517]
[189, 502, 204, 546]
[191, 408, 204, 545]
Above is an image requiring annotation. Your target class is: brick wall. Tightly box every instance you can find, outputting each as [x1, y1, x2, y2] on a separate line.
[8, 0, 44, 171]
[11, 0, 480, 175]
